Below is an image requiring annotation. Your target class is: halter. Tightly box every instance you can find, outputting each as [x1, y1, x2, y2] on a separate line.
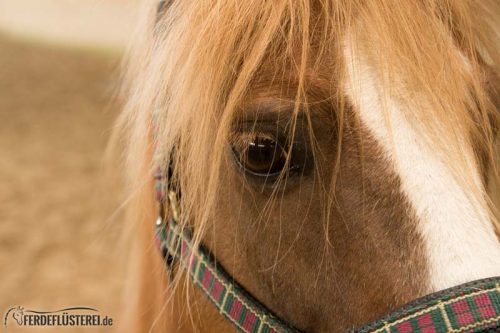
[154, 167, 500, 332]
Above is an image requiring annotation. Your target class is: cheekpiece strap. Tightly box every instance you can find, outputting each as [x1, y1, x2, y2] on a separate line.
[155, 205, 301, 333]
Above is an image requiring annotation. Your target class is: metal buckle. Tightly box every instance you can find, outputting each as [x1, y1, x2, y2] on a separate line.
[167, 190, 179, 221]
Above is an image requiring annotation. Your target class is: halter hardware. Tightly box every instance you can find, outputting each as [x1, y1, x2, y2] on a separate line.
[167, 190, 179, 222]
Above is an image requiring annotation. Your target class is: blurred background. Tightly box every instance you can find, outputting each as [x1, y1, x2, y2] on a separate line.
[0, 1, 142, 331]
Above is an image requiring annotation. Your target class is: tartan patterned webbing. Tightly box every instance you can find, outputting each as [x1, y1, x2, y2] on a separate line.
[155, 213, 500, 333]
[154, 169, 500, 333]
[353, 277, 500, 333]
[155, 217, 300, 333]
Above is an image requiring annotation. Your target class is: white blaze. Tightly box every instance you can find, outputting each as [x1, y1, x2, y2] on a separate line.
[344, 43, 500, 292]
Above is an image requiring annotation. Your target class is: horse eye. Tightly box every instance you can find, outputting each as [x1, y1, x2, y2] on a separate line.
[231, 133, 290, 177]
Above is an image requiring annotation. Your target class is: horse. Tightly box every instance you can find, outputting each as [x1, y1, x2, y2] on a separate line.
[12, 308, 22, 326]
[3, 306, 24, 328]
[116, 0, 500, 332]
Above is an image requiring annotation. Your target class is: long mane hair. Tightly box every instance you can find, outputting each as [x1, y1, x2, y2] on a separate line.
[115, 0, 499, 328]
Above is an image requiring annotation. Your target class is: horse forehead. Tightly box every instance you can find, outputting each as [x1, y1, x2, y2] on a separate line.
[342, 37, 500, 291]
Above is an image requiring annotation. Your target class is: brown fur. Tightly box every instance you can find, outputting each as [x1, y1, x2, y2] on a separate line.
[203, 112, 428, 332]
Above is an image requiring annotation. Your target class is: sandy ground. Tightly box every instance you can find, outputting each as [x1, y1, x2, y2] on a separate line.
[0, 35, 126, 332]
[0, 0, 141, 51]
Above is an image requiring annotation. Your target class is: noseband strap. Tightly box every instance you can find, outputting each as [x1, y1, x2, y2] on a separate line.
[352, 277, 500, 333]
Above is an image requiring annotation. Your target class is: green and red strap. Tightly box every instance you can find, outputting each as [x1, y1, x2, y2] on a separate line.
[354, 277, 500, 333]
[154, 151, 301, 332]
[155, 213, 299, 333]
[154, 203, 500, 333]
[154, 161, 500, 333]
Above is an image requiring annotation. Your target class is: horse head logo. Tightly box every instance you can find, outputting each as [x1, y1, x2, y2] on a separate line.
[12, 307, 23, 326]
[3, 306, 24, 330]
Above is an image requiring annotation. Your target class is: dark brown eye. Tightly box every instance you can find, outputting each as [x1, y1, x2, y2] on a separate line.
[231, 132, 290, 177]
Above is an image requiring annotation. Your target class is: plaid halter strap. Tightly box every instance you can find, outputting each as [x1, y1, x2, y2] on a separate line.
[154, 179, 500, 333]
